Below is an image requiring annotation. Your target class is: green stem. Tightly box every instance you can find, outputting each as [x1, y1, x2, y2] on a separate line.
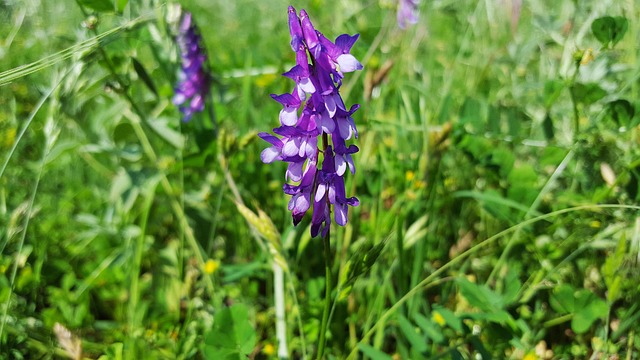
[127, 185, 156, 356]
[627, 330, 635, 360]
[543, 313, 573, 328]
[317, 228, 332, 360]
[569, 62, 581, 143]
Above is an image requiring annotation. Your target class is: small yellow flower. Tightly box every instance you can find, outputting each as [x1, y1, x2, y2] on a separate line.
[523, 352, 538, 360]
[204, 259, 220, 274]
[590, 220, 601, 228]
[405, 171, 415, 182]
[432, 311, 446, 327]
[263, 343, 276, 356]
[580, 48, 595, 66]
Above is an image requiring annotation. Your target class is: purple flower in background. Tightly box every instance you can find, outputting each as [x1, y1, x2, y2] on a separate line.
[397, 0, 420, 29]
[173, 12, 210, 122]
[260, 6, 363, 237]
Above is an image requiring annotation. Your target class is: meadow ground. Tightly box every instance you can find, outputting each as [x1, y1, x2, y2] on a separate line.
[1, 0, 639, 358]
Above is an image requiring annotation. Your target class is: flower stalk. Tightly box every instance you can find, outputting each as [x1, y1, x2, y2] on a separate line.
[317, 227, 332, 359]
[259, 6, 363, 357]
[172, 11, 211, 122]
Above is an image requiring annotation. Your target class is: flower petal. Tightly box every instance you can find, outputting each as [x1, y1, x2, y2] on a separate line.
[337, 54, 363, 72]
[335, 34, 359, 53]
[315, 183, 327, 202]
[261, 146, 280, 163]
[282, 139, 300, 157]
[334, 204, 348, 226]
[335, 155, 347, 176]
[286, 161, 304, 182]
[280, 107, 298, 126]
[298, 77, 316, 94]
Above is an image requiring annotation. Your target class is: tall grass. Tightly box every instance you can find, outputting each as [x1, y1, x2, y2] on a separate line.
[1, 0, 639, 358]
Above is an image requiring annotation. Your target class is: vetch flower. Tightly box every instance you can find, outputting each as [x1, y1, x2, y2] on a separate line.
[173, 11, 210, 122]
[259, 6, 363, 237]
[397, 0, 420, 29]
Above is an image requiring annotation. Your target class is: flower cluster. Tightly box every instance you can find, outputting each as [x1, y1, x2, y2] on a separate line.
[259, 6, 363, 237]
[397, 0, 420, 29]
[172, 12, 210, 122]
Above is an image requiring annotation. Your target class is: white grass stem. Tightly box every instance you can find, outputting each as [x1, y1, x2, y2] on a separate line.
[273, 262, 289, 359]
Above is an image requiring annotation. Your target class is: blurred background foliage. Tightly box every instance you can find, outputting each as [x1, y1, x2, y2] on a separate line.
[1, 0, 639, 358]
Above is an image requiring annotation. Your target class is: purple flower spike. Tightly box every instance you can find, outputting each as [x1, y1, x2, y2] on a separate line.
[397, 0, 420, 29]
[259, 7, 363, 237]
[173, 11, 211, 122]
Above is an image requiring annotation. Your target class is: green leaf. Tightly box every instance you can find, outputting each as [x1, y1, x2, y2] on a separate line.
[502, 268, 522, 305]
[203, 304, 256, 358]
[603, 234, 626, 303]
[543, 80, 564, 109]
[591, 16, 628, 47]
[358, 344, 393, 360]
[397, 315, 428, 353]
[460, 97, 484, 131]
[494, 146, 516, 170]
[132, 58, 158, 97]
[456, 277, 504, 313]
[550, 284, 576, 314]
[466, 310, 512, 323]
[222, 261, 264, 283]
[550, 285, 608, 333]
[432, 306, 462, 332]
[116, 0, 128, 12]
[450, 349, 465, 360]
[506, 164, 538, 206]
[340, 240, 385, 292]
[571, 290, 608, 334]
[78, 0, 114, 12]
[607, 99, 635, 127]
[571, 83, 607, 105]
[505, 107, 528, 138]
[145, 117, 184, 149]
[414, 313, 444, 343]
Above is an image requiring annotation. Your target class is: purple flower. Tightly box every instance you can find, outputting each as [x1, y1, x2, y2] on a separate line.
[260, 6, 363, 237]
[173, 12, 210, 122]
[397, 0, 420, 29]
[311, 147, 359, 237]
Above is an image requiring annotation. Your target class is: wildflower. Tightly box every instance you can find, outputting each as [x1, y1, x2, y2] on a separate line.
[432, 311, 446, 326]
[260, 6, 363, 237]
[172, 11, 210, 122]
[397, 0, 420, 29]
[204, 259, 220, 274]
[262, 343, 276, 356]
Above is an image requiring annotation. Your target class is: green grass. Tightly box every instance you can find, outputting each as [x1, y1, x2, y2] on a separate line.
[1, 0, 640, 359]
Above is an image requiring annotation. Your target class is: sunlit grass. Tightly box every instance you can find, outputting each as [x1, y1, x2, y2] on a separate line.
[1, 0, 639, 358]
